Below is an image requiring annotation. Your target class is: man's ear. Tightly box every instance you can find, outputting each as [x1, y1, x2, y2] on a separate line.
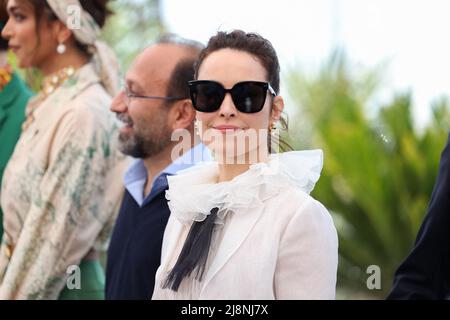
[270, 96, 285, 124]
[170, 99, 196, 131]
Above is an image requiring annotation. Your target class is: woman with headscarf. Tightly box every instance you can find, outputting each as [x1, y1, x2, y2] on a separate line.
[0, 0, 129, 299]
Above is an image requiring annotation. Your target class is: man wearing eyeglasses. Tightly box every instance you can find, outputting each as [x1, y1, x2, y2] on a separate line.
[105, 35, 211, 300]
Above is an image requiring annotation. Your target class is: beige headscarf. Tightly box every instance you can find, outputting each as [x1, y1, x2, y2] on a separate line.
[46, 0, 120, 96]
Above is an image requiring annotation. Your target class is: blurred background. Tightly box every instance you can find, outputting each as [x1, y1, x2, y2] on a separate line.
[9, 0, 450, 299]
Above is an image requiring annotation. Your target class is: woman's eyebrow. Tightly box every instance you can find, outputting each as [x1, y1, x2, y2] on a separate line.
[7, 5, 18, 14]
[7, 2, 32, 14]
[7, 5, 24, 15]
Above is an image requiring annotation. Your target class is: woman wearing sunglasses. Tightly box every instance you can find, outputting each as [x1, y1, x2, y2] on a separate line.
[0, 0, 128, 299]
[152, 30, 338, 300]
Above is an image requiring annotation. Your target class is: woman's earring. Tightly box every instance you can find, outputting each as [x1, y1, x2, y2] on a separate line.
[269, 123, 277, 135]
[194, 120, 201, 136]
[57, 43, 66, 55]
[269, 122, 280, 153]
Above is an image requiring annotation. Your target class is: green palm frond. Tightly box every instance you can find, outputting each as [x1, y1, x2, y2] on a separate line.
[287, 49, 449, 298]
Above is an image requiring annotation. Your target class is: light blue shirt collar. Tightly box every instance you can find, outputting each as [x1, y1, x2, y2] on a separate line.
[124, 143, 211, 207]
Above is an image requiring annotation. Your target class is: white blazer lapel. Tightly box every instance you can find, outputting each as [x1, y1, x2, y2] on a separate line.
[200, 205, 265, 293]
[159, 215, 185, 269]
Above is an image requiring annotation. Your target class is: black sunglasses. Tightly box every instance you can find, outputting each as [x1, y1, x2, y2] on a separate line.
[188, 80, 276, 113]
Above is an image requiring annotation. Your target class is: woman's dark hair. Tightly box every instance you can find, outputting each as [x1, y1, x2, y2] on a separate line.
[30, 0, 112, 55]
[195, 30, 280, 94]
[163, 30, 293, 293]
[0, 0, 8, 50]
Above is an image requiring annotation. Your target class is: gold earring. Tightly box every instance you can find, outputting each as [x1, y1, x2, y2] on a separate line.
[269, 123, 277, 135]
[194, 120, 201, 136]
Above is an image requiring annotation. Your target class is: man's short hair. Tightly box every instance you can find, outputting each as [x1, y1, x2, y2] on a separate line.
[156, 33, 204, 51]
[155, 34, 205, 100]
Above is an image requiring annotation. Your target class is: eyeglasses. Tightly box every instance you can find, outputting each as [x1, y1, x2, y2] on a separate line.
[123, 86, 187, 107]
[188, 80, 276, 113]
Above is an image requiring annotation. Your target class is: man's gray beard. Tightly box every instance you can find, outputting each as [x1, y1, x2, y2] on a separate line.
[118, 128, 172, 159]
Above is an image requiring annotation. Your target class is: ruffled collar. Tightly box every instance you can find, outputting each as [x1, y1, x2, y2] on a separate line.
[165, 150, 324, 225]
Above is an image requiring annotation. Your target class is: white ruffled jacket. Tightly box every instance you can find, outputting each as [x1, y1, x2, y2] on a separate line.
[152, 150, 339, 300]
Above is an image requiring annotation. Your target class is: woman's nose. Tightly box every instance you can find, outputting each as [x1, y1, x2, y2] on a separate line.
[1, 18, 13, 41]
[219, 93, 237, 118]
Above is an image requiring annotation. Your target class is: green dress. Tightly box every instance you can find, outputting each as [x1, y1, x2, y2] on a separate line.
[58, 260, 105, 300]
[0, 72, 33, 241]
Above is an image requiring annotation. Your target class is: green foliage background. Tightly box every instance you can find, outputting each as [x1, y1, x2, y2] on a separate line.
[286, 51, 450, 298]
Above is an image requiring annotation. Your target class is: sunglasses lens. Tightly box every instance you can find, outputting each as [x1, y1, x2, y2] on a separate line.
[232, 82, 267, 113]
[190, 82, 224, 112]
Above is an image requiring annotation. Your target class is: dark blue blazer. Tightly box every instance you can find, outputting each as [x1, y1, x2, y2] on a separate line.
[105, 177, 170, 300]
[387, 134, 450, 299]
